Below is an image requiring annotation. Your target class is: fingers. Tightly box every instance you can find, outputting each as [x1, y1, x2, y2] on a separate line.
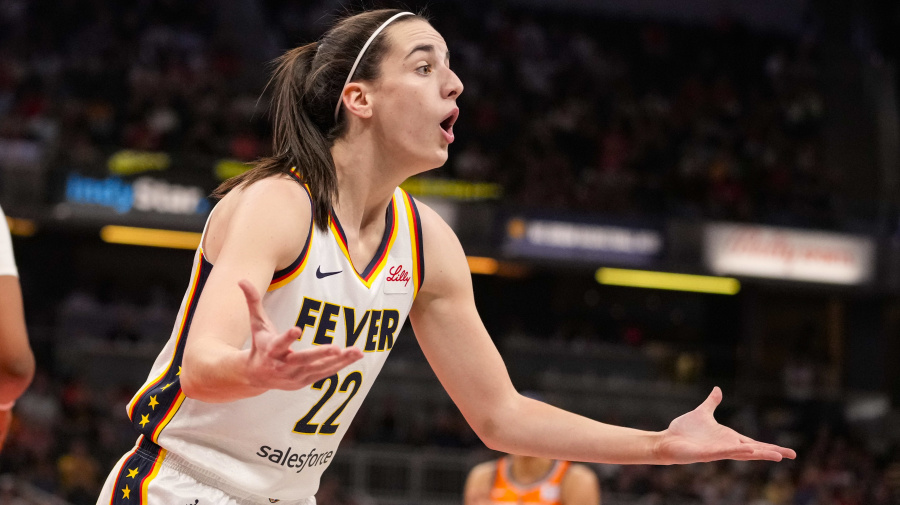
[721, 439, 796, 462]
[752, 442, 795, 459]
[239, 280, 272, 334]
[779, 447, 797, 459]
[288, 345, 363, 370]
[744, 449, 785, 462]
[699, 386, 723, 415]
[738, 436, 797, 459]
[712, 444, 784, 463]
[273, 326, 304, 353]
[283, 343, 345, 366]
[260, 346, 362, 390]
[293, 348, 364, 383]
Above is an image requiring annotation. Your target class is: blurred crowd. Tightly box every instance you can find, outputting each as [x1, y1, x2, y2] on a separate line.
[425, 6, 832, 226]
[0, 0, 837, 226]
[3, 364, 900, 505]
[3, 1, 898, 505]
[0, 0, 265, 175]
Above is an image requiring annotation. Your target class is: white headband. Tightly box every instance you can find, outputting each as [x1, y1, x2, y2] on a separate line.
[333, 11, 414, 122]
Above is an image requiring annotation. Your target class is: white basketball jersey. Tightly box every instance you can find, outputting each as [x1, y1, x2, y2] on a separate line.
[124, 175, 425, 501]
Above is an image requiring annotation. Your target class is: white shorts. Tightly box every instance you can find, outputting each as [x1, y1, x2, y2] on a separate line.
[97, 437, 317, 505]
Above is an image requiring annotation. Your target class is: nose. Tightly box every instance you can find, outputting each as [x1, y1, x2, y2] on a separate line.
[444, 69, 464, 99]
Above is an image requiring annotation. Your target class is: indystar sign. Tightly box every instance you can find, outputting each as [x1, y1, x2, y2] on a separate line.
[65, 174, 211, 216]
[703, 223, 875, 285]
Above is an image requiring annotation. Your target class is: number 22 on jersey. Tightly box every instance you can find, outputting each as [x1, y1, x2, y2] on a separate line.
[293, 371, 363, 435]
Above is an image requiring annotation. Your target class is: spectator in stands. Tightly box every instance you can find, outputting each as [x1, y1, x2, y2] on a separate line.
[56, 438, 101, 505]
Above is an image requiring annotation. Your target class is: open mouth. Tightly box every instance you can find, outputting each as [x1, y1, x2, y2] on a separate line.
[440, 108, 459, 135]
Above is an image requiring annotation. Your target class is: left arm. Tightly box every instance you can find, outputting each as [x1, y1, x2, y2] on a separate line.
[409, 202, 794, 465]
[0, 213, 34, 452]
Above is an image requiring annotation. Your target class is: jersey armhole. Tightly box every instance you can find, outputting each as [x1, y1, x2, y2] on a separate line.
[401, 190, 425, 298]
[268, 182, 314, 292]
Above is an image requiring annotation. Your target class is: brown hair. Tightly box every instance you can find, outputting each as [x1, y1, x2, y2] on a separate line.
[213, 9, 428, 230]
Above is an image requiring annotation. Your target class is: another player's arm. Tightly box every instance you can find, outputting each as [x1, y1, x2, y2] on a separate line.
[180, 178, 362, 403]
[0, 275, 33, 405]
[0, 274, 34, 451]
[463, 461, 495, 505]
[560, 464, 601, 505]
[409, 202, 796, 465]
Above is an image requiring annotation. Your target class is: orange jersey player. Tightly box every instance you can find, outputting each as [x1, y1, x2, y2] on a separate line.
[465, 455, 600, 505]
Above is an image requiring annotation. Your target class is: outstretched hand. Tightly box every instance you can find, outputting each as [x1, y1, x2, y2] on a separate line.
[655, 387, 796, 464]
[239, 280, 363, 391]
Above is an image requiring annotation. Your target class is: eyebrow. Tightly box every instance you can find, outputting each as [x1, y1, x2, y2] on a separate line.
[405, 44, 450, 63]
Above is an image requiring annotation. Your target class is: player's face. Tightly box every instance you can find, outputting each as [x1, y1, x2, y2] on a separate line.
[370, 20, 463, 173]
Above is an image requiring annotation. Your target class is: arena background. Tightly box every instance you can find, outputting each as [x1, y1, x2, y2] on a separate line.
[1, 0, 900, 503]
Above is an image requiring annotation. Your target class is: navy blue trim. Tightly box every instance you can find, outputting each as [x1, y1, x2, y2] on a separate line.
[329, 197, 395, 279]
[109, 437, 164, 505]
[272, 185, 313, 282]
[271, 175, 314, 282]
[407, 195, 425, 290]
[130, 257, 212, 437]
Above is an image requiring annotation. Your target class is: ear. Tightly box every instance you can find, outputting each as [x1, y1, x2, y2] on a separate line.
[339, 82, 373, 120]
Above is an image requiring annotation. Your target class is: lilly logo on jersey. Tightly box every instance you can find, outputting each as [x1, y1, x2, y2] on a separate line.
[256, 445, 334, 474]
[384, 260, 411, 294]
[386, 265, 411, 287]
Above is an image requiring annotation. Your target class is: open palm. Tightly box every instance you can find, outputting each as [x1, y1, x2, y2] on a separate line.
[656, 387, 796, 464]
[239, 280, 363, 391]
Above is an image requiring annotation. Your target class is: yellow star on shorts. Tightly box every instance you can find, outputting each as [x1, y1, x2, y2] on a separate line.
[148, 395, 159, 410]
[121, 484, 131, 499]
[139, 414, 150, 428]
[161, 382, 172, 391]
[177, 366, 182, 375]
[126, 467, 139, 479]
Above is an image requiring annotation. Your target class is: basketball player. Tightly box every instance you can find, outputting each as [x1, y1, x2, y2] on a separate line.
[98, 9, 795, 505]
[464, 455, 600, 505]
[0, 205, 34, 453]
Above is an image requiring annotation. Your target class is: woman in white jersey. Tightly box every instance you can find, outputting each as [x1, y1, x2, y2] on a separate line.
[97, 9, 795, 505]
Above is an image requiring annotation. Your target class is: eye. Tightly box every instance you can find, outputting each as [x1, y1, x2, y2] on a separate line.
[416, 64, 433, 75]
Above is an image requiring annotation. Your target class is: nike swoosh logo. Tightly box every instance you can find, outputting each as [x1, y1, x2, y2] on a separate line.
[316, 266, 342, 279]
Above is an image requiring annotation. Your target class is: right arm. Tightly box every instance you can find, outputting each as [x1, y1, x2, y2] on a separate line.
[179, 178, 361, 402]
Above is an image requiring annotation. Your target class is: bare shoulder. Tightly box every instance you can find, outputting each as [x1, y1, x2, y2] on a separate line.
[466, 460, 497, 481]
[224, 174, 311, 220]
[206, 175, 312, 268]
[465, 459, 498, 500]
[565, 463, 599, 484]
[561, 463, 600, 505]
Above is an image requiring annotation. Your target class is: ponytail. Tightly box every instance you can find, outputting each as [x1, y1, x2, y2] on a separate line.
[213, 43, 336, 230]
[213, 9, 427, 231]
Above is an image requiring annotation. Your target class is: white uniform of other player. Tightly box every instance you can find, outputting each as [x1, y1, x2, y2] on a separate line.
[0, 205, 18, 277]
[98, 175, 425, 504]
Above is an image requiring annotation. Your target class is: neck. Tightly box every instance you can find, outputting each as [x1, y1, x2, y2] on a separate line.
[330, 136, 403, 230]
[509, 457, 555, 485]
